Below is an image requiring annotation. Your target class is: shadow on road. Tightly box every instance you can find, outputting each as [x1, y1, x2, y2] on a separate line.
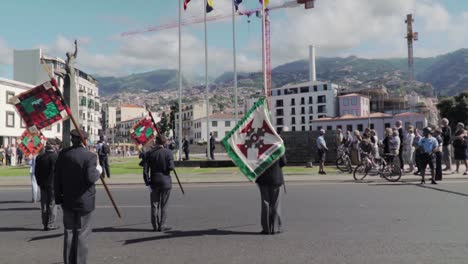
[124, 227, 259, 245]
[94, 227, 151, 233]
[368, 182, 468, 198]
[29, 233, 63, 241]
[0, 200, 31, 204]
[0, 227, 43, 232]
[0, 207, 39, 211]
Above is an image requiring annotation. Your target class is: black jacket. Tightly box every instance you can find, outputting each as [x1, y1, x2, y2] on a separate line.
[54, 146, 101, 214]
[442, 126, 452, 146]
[210, 136, 216, 151]
[143, 145, 175, 189]
[255, 155, 286, 186]
[35, 150, 58, 188]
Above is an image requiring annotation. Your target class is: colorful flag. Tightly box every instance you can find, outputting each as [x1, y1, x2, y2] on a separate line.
[206, 0, 214, 13]
[9, 79, 71, 133]
[130, 117, 156, 147]
[183, 0, 191, 10]
[259, 0, 269, 7]
[234, 0, 243, 11]
[222, 98, 285, 181]
[18, 130, 46, 157]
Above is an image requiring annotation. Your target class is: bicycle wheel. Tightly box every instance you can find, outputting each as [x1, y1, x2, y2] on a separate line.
[353, 164, 371, 181]
[345, 156, 353, 173]
[336, 157, 350, 172]
[382, 163, 402, 182]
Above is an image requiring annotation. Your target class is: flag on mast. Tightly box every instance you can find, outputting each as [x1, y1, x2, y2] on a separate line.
[234, 0, 243, 11]
[222, 98, 285, 181]
[18, 130, 47, 157]
[9, 79, 71, 133]
[206, 0, 214, 13]
[183, 0, 191, 10]
[130, 116, 157, 147]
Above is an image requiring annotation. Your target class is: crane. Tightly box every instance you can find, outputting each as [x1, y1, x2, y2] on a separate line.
[121, 0, 316, 99]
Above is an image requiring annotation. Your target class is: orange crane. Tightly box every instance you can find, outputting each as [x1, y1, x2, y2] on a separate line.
[122, 0, 316, 98]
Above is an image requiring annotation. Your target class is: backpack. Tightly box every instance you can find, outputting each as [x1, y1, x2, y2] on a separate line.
[101, 144, 110, 155]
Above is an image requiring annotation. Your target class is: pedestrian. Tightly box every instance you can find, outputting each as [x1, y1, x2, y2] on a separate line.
[54, 129, 102, 264]
[452, 129, 468, 175]
[209, 132, 216, 160]
[182, 137, 189, 161]
[35, 142, 59, 231]
[418, 127, 438, 184]
[350, 130, 362, 164]
[390, 129, 401, 159]
[316, 129, 328, 174]
[455, 122, 465, 135]
[0, 150, 4, 166]
[395, 120, 404, 169]
[256, 154, 286, 235]
[403, 126, 415, 172]
[97, 136, 111, 178]
[5, 145, 12, 166]
[29, 154, 39, 203]
[336, 128, 343, 145]
[441, 118, 453, 172]
[16, 147, 24, 165]
[413, 129, 423, 175]
[143, 134, 175, 232]
[433, 128, 443, 181]
[370, 129, 380, 159]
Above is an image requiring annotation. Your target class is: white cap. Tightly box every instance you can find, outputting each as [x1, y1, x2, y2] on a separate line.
[320, 129, 325, 133]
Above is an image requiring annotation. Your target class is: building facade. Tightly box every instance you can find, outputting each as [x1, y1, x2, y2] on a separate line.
[0, 77, 62, 148]
[13, 49, 102, 143]
[175, 102, 212, 141]
[116, 104, 146, 123]
[271, 81, 339, 133]
[338, 93, 370, 117]
[193, 114, 236, 142]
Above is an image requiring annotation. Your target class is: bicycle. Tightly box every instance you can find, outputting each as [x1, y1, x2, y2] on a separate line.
[353, 152, 402, 182]
[336, 144, 353, 173]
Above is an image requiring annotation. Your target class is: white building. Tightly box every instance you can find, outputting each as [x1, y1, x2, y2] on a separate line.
[271, 81, 339, 133]
[175, 102, 212, 141]
[116, 104, 146, 123]
[0, 77, 62, 148]
[101, 104, 117, 142]
[193, 114, 236, 142]
[13, 49, 102, 142]
[310, 112, 428, 137]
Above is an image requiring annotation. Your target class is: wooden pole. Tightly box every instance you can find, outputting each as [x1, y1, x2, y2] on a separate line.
[51, 78, 122, 219]
[145, 105, 185, 195]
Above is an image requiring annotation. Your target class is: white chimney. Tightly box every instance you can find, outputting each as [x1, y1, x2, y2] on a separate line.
[309, 45, 316, 82]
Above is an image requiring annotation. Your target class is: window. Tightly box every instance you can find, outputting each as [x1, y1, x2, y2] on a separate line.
[313, 85, 318, 92]
[309, 106, 313, 114]
[357, 124, 363, 131]
[370, 123, 374, 129]
[6, 91, 15, 104]
[337, 125, 342, 130]
[276, 109, 284, 116]
[351, 97, 357, 105]
[291, 117, 296, 124]
[214, 132, 218, 138]
[20, 119, 26, 128]
[343, 110, 349, 115]
[347, 125, 353, 132]
[318, 105, 327, 113]
[301, 97, 305, 105]
[323, 84, 328, 91]
[80, 97, 87, 106]
[416, 121, 423, 129]
[317, 95, 326, 104]
[301, 107, 305, 115]
[277, 127, 283, 133]
[343, 98, 349, 106]
[327, 126, 332, 131]
[291, 108, 296, 115]
[404, 122, 410, 129]
[300, 87, 309, 93]
[309, 96, 313, 104]
[292, 126, 296, 131]
[291, 98, 295, 106]
[301, 126, 305, 131]
[212, 121, 218, 127]
[317, 126, 322, 131]
[276, 118, 283, 126]
[225, 121, 231, 127]
[6, 112, 15, 127]
[385, 123, 391, 128]
[309, 125, 312, 130]
[276, 100, 283, 107]
[301, 116, 305, 124]
[309, 116, 313, 122]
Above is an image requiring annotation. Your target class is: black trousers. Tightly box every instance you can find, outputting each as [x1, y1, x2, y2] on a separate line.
[40, 188, 57, 228]
[99, 155, 110, 178]
[420, 153, 435, 182]
[150, 187, 171, 230]
[184, 150, 189, 160]
[399, 146, 404, 169]
[435, 152, 442, 181]
[63, 209, 93, 264]
[258, 184, 282, 234]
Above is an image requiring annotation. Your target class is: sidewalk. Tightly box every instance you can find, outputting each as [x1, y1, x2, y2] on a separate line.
[1, 169, 467, 187]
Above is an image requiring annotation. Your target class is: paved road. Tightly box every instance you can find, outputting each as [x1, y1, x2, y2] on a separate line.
[2, 182, 468, 263]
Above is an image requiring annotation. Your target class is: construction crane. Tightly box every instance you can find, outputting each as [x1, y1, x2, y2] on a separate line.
[405, 14, 418, 83]
[122, 0, 316, 98]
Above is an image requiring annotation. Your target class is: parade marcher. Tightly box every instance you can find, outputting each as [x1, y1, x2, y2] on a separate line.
[418, 127, 438, 184]
[97, 136, 111, 178]
[29, 154, 39, 203]
[182, 137, 189, 161]
[209, 133, 216, 160]
[403, 126, 415, 172]
[441, 118, 453, 172]
[256, 154, 286, 235]
[16, 147, 24, 165]
[55, 129, 102, 264]
[316, 129, 328, 174]
[395, 120, 404, 169]
[452, 129, 468, 175]
[433, 128, 444, 181]
[35, 142, 59, 231]
[143, 135, 175, 232]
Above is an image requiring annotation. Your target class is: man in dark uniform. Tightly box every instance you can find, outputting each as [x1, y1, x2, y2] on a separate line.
[256, 154, 286, 235]
[97, 136, 111, 178]
[182, 137, 189, 161]
[143, 135, 175, 232]
[209, 132, 216, 160]
[35, 142, 59, 231]
[55, 129, 101, 264]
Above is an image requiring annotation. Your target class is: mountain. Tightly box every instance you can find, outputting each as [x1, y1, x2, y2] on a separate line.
[96, 69, 188, 96]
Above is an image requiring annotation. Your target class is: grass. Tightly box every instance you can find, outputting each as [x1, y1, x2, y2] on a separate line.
[0, 156, 339, 177]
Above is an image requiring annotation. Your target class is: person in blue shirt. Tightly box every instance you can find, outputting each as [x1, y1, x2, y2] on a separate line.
[418, 127, 439, 184]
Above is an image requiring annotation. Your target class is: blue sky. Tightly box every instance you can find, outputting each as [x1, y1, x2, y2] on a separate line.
[1, 0, 467, 78]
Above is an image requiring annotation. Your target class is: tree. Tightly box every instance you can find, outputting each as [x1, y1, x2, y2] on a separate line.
[169, 102, 179, 139]
[158, 112, 170, 137]
[437, 90, 468, 130]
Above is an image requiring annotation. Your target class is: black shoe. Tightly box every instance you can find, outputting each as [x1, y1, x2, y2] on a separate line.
[259, 230, 269, 235]
[414, 171, 420, 175]
[420, 180, 425, 184]
[158, 226, 172, 232]
[431, 181, 437, 185]
[274, 229, 283, 234]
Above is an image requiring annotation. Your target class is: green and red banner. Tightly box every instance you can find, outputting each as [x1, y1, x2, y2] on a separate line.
[222, 98, 285, 181]
[9, 79, 70, 133]
[18, 130, 46, 157]
[130, 117, 156, 147]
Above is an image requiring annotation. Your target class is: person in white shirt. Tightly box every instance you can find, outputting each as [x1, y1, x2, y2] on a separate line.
[404, 126, 416, 172]
[316, 129, 328, 175]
